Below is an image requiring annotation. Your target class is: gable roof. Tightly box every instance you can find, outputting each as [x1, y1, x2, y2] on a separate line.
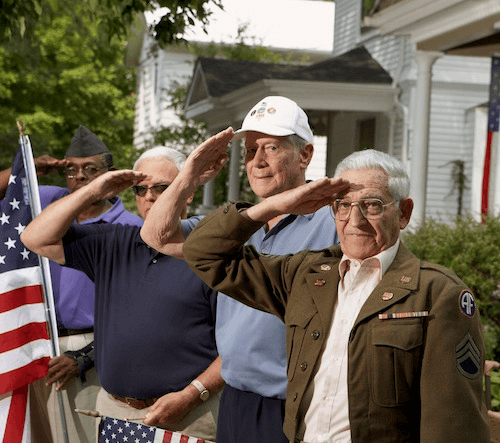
[184, 46, 395, 131]
[188, 46, 392, 102]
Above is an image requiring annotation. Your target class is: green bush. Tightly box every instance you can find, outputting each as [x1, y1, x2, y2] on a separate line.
[403, 216, 500, 409]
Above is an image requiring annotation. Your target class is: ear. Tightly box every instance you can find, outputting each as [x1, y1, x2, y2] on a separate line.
[299, 143, 314, 170]
[399, 198, 414, 230]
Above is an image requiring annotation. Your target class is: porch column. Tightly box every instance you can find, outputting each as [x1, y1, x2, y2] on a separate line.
[409, 50, 442, 227]
[227, 139, 241, 202]
[197, 180, 216, 215]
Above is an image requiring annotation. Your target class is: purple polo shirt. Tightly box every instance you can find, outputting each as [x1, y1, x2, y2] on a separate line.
[35, 186, 143, 329]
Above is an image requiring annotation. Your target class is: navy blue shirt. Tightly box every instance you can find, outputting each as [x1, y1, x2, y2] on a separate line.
[62, 222, 217, 399]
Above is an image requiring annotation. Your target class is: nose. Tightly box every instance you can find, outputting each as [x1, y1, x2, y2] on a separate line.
[348, 203, 366, 227]
[74, 169, 88, 181]
[144, 188, 157, 201]
[253, 147, 267, 166]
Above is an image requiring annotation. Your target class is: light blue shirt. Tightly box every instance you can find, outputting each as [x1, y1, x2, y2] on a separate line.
[216, 205, 339, 399]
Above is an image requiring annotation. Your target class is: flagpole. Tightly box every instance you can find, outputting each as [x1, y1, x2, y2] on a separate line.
[17, 121, 70, 443]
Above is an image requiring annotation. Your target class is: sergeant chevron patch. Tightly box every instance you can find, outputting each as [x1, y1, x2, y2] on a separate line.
[455, 332, 481, 379]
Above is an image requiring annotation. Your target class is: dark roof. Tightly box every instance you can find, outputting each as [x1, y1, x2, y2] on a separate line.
[196, 46, 392, 98]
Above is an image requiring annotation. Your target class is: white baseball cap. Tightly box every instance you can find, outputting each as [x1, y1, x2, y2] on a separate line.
[233, 96, 314, 143]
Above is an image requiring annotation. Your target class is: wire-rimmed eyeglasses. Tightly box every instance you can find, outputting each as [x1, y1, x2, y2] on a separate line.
[330, 198, 396, 221]
[64, 165, 104, 179]
[132, 184, 169, 197]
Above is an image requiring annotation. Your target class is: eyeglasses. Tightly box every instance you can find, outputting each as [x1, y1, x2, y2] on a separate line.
[331, 198, 396, 221]
[64, 165, 103, 179]
[132, 184, 169, 197]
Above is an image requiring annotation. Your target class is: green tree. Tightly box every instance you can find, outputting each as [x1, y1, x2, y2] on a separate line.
[0, 0, 141, 209]
[1, 0, 222, 46]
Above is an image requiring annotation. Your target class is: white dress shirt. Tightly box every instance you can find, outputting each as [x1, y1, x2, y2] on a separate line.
[299, 240, 400, 443]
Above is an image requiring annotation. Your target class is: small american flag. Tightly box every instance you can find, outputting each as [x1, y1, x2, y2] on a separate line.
[0, 146, 51, 442]
[98, 416, 205, 443]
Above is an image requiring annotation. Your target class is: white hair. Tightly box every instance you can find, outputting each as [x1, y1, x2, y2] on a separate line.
[133, 146, 186, 171]
[334, 149, 410, 201]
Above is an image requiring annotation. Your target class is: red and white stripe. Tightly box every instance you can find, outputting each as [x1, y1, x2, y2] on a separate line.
[0, 266, 51, 394]
[155, 429, 205, 443]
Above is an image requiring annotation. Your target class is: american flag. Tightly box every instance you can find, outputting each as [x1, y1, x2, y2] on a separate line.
[0, 146, 51, 442]
[481, 54, 500, 215]
[98, 416, 205, 443]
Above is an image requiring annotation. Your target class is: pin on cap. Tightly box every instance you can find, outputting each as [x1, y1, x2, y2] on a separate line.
[233, 96, 314, 143]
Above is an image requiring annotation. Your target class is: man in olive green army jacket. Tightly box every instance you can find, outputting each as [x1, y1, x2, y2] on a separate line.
[183, 149, 489, 443]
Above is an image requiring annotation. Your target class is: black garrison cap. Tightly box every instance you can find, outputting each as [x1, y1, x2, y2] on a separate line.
[65, 125, 110, 158]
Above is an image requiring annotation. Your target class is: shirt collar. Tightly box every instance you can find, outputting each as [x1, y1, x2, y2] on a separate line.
[80, 196, 124, 225]
[339, 238, 400, 281]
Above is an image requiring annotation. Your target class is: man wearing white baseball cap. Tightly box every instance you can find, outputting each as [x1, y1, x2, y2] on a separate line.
[214, 96, 340, 443]
[140, 96, 341, 442]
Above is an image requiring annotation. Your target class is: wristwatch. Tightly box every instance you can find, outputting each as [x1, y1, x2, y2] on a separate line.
[190, 379, 210, 401]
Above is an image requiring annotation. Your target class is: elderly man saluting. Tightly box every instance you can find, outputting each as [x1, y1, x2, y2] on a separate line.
[183, 149, 490, 443]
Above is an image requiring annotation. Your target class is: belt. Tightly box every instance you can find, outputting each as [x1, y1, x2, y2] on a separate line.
[112, 394, 159, 409]
[58, 327, 94, 337]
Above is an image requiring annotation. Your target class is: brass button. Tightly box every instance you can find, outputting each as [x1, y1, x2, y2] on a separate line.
[311, 330, 320, 340]
[300, 362, 308, 371]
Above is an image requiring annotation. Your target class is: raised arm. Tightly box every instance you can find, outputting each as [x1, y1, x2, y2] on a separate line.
[140, 127, 233, 255]
[243, 176, 350, 223]
[21, 169, 147, 264]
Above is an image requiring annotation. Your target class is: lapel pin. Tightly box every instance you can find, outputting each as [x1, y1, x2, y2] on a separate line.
[382, 292, 394, 301]
[314, 279, 326, 286]
[320, 264, 331, 271]
[400, 276, 412, 283]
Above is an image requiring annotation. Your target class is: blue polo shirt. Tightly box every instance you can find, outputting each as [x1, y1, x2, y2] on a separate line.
[62, 222, 217, 399]
[215, 205, 339, 399]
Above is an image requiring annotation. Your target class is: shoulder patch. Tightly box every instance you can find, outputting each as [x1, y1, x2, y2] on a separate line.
[458, 290, 476, 318]
[455, 332, 481, 379]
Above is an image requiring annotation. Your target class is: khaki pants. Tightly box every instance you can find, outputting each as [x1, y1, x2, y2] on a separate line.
[96, 387, 220, 442]
[30, 332, 101, 443]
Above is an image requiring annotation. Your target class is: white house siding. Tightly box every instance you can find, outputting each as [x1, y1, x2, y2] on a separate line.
[133, 35, 196, 149]
[425, 81, 489, 220]
[333, 0, 360, 57]
[306, 136, 327, 181]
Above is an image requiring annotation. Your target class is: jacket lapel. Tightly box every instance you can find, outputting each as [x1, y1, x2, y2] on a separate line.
[354, 244, 420, 326]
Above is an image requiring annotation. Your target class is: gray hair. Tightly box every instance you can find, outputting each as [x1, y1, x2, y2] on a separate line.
[133, 146, 186, 171]
[333, 149, 410, 201]
[287, 134, 309, 150]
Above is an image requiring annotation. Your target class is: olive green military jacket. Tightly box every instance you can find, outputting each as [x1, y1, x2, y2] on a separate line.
[183, 203, 490, 443]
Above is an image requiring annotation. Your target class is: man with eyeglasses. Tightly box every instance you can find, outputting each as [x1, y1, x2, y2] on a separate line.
[21, 132, 233, 442]
[182, 148, 489, 442]
[0, 125, 142, 443]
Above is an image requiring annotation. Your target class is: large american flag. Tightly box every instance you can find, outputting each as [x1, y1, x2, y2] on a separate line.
[481, 54, 500, 216]
[0, 146, 51, 442]
[98, 416, 205, 443]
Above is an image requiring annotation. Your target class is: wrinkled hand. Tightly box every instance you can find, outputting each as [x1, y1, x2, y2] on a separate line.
[261, 177, 350, 219]
[87, 169, 149, 202]
[34, 155, 69, 177]
[45, 355, 78, 390]
[142, 389, 197, 428]
[180, 127, 233, 187]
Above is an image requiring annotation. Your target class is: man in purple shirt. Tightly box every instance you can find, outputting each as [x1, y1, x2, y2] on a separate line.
[0, 126, 142, 443]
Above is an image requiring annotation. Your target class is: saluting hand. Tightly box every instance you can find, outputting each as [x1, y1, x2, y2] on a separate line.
[180, 127, 233, 188]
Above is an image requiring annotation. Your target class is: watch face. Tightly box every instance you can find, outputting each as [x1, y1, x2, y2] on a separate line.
[200, 390, 210, 401]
